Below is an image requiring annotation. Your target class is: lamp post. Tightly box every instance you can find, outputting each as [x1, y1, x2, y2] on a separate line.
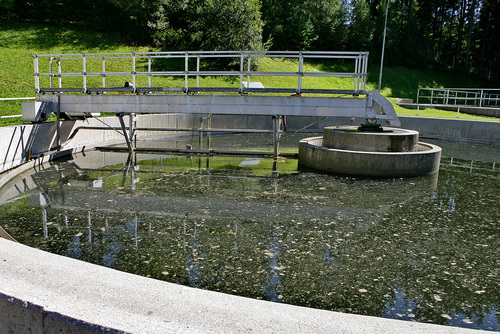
[378, 0, 390, 92]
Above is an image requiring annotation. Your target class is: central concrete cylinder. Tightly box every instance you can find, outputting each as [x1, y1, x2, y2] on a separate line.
[298, 137, 442, 177]
[323, 126, 419, 152]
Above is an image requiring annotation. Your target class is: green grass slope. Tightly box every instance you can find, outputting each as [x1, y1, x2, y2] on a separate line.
[0, 21, 496, 125]
[0, 21, 150, 125]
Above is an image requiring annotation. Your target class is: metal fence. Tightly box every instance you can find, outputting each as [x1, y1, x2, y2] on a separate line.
[402, 88, 500, 120]
[31, 51, 369, 95]
[417, 88, 500, 108]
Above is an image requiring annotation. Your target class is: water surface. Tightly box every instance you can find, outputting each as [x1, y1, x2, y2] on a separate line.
[0, 134, 498, 331]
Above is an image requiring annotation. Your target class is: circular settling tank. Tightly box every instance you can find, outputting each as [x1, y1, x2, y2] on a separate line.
[0, 134, 498, 332]
[298, 126, 442, 177]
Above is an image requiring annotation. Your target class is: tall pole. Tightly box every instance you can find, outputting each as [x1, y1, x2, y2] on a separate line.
[378, 0, 390, 92]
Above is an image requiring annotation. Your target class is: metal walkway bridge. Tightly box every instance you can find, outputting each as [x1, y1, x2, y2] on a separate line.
[25, 51, 400, 154]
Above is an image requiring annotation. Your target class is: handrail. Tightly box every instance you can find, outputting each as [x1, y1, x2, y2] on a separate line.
[31, 51, 369, 95]
[0, 97, 36, 101]
[417, 87, 500, 108]
[0, 97, 36, 119]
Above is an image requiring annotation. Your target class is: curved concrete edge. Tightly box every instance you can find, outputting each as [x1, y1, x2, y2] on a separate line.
[323, 126, 420, 152]
[298, 137, 442, 177]
[0, 238, 486, 334]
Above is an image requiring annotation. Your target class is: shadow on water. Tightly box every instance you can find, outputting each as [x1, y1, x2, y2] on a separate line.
[0, 134, 498, 331]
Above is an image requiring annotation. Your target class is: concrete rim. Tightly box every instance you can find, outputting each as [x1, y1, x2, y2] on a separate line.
[299, 137, 442, 156]
[298, 137, 442, 177]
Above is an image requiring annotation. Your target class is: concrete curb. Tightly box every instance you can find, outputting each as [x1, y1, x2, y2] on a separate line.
[0, 239, 487, 334]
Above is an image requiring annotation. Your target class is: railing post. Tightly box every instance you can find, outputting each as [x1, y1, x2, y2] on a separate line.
[185, 51, 189, 92]
[57, 58, 62, 88]
[148, 55, 152, 88]
[49, 56, 53, 88]
[354, 54, 360, 92]
[416, 88, 421, 116]
[479, 89, 484, 107]
[247, 54, 251, 88]
[132, 52, 136, 88]
[196, 55, 200, 88]
[82, 54, 87, 93]
[239, 51, 244, 93]
[361, 52, 368, 91]
[298, 52, 303, 94]
[33, 55, 40, 93]
[102, 57, 106, 88]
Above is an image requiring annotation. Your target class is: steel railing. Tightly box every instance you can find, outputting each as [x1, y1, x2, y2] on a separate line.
[31, 51, 369, 95]
[417, 88, 500, 108]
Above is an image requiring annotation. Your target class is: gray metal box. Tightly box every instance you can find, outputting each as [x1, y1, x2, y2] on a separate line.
[22, 101, 52, 122]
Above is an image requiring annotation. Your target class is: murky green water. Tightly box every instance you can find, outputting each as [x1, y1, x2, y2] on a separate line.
[0, 134, 498, 331]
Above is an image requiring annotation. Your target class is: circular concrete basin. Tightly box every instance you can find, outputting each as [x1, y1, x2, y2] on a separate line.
[298, 136, 442, 177]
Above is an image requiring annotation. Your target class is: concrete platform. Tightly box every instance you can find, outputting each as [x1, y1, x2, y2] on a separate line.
[0, 238, 487, 333]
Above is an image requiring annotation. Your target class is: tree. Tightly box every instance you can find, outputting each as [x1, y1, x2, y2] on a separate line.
[347, 0, 374, 51]
[189, 0, 264, 51]
[261, 0, 349, 51]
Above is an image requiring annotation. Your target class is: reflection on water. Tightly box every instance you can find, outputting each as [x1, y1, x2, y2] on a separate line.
[0, 134, 498, 331]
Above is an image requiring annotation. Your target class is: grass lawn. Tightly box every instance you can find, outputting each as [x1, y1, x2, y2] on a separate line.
[0, 21, 151, 124]
[1, 21, 498, 125]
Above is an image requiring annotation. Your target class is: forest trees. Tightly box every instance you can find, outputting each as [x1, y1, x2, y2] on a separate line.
[1, 0, 499, 81]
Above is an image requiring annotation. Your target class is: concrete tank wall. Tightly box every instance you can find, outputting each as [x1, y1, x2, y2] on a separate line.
[0, 114, 195, 174]
[0, 238, 485, 334]
[399, 117, 500, 145]
[1, 115, 498, 175]
[298, 137, 442, 177]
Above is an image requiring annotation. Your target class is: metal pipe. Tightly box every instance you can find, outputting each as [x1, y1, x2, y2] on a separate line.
[102, 57, 106, 88]
[82, 54, 87, 93]
[49, 57, 53, 88]
[132, 52, 136, 87]
[206, 114, 212, 149]
[298, 52, 303, 93]
[272, 115, 280, 158]
[184, 51, 189, 91]
[33, 55, 40, 93]
[378, 0, 390, 92]
[96, 146, 298, 158]
[148, 55, 152, 88]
